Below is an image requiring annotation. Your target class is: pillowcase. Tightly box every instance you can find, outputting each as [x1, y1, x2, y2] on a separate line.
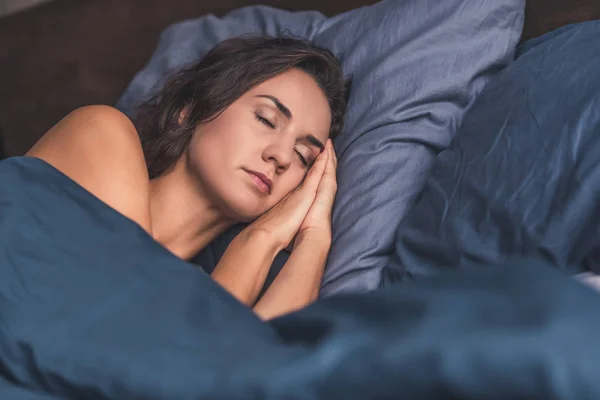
[116, 0, 524, 296]
[385, 21, 600, 283]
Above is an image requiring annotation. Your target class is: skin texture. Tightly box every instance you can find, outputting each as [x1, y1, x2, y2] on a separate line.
[26, 67, 337, 319]
[187, 68, 331, 221]
[148, 68, 332, 259]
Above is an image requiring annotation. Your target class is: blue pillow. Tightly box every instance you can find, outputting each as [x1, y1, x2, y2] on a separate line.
[386, 21, 600, 283]
[117, 0, 524, 295]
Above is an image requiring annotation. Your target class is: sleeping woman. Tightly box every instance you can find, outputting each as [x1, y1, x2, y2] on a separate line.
[24, 36, 350, 320]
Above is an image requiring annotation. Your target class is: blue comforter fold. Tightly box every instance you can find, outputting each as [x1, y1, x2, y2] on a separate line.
[1, 157, 600, 399]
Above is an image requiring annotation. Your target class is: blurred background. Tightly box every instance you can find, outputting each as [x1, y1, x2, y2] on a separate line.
[1, 0, 599, 158]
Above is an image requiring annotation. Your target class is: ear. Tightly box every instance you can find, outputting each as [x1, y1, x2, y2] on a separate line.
[178, 106, 190, 125]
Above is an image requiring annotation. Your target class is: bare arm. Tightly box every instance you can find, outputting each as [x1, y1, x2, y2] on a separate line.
[210, 145, 332, 310]
[26, 105, 153, 233]
[210, 228, 283, 306]
[251, 140, 338, 320]
[253, 234, 330, 320]
[212, 229, 329, 319]
[212, 140, 335, 315]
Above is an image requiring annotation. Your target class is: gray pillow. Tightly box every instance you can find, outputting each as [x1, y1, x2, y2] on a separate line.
[385, 21, 600, 282]
[116, 0, 524, 296]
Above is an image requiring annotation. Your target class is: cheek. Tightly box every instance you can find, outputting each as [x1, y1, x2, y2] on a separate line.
[188, 135, 221, 172]
[271, 172, 305, 203]
[189, 121, 240, 164]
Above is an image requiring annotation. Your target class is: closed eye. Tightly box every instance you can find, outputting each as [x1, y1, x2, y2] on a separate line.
[295, 150, 309, 167]
[255, 112, 275, 129]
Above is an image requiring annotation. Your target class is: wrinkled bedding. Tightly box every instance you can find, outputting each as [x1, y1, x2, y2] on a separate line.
[386, 20, 600, 282]
[117, 0, 524, 295]
[1, 156, 600, 399]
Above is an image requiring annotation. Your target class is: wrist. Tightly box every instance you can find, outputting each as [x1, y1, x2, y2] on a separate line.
[294, 229, 332, 251]
[241, 225, 288, 255]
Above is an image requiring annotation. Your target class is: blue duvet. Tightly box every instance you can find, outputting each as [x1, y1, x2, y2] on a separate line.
[1, 156, 600, 399]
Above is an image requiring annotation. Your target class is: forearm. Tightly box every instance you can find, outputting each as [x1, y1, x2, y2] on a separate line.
[211, 228, 282, 306]
[253, 235, 330, 320]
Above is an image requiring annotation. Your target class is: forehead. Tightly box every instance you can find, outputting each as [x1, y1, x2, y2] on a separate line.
[245, 69, 332, 141]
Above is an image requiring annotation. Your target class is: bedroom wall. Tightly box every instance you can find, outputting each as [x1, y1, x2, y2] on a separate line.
[0, 0, 53, 17]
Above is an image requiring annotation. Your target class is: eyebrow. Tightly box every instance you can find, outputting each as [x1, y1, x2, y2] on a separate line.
[256, 94, 325, 152]
[303, 135, 325, 152]
[256, 95, 292, 120]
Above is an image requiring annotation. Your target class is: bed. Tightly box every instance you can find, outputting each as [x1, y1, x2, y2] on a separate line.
[2, 156, 600, 399]
[2, 1, 600, 398]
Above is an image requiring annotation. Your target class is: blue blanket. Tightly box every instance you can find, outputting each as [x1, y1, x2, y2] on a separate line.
[386, 21, 600, 281]
[1, 156, 600, 399]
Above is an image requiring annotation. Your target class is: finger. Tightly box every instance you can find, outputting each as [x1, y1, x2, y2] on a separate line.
[310, 173, 337, 218]
[329, 140, 337, 171]
[314, 145, 338, 202]
[322, 141, 337, 180]
[299, 145, 328, 194]
[331, 140, 338, 169]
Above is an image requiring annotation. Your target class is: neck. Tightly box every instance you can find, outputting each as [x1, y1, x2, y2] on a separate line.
[149, 160, 234, 260]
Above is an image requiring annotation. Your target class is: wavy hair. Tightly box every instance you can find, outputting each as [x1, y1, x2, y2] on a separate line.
[132, 36, 351, 179]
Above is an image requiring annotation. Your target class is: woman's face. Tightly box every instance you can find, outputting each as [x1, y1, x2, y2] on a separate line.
[187, 68, 332, 221]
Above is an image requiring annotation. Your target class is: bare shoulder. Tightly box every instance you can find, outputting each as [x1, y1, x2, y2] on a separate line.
[27, 105, 152, 233]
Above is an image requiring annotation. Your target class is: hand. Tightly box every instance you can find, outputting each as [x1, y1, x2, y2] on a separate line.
[296, 139, 338, 248]
[245, 142, 330, 252]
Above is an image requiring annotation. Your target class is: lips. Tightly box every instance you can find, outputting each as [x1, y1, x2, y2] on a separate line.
[244, 170, 272, 195]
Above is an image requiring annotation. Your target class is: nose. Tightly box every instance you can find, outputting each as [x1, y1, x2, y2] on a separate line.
[262, 139, 294, 173]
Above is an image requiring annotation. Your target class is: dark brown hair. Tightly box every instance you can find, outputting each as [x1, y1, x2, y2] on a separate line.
[132, 36, 351, 179]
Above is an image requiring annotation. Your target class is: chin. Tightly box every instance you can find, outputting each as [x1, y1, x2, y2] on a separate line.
[219, 191, 270, 223]
[207, 171, 277, 223]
